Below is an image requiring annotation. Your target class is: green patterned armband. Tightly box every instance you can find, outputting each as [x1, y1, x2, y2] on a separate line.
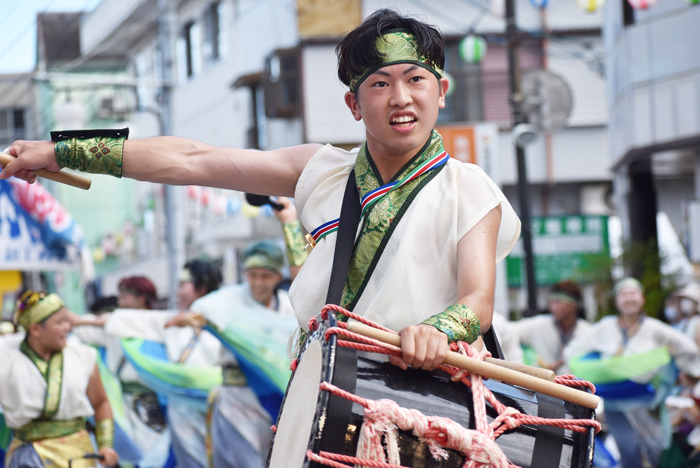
[95, 418, 114, 449]
[282, 220, 309, 267]
[422, 303, 480, 344]
[52, 128, 128, 178]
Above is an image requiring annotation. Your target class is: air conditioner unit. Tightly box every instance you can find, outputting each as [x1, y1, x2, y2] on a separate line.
[95, 92, 127, 119]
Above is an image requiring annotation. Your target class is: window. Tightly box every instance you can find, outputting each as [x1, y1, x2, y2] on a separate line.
[182, 22, 194, 78]
[0, 108, 26, 148]
[623, 0, 635, 27]
[178, 21, 202, 81]
[438, 41, 484, 124]
[203, 2, 225, 65]
[263, 49, 300, 118]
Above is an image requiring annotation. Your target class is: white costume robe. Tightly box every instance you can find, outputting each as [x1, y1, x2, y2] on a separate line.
[290, 144, 520, 333]
[72, 316, 172, 467]
[191, 283, 296, 468]
[564, 315, 700, 382]
[515, 315, 591, 375]
[0, 339, 97, 468]
[103, 309, 222, 468]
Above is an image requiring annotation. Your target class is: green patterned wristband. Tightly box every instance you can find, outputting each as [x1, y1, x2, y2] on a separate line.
[282, 220, 309, 267]
[95, 418, 114, 449]
[54, 136, 125, 178]
[422, 303, 481, 344]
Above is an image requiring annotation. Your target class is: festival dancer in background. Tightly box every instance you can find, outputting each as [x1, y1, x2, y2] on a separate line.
[0, 291, 118, 468]
[71, 263, 222, 468]
[565, 277, 700, 468]
[2, 8, 520, 384]
[70, 276, 170, 467]
[515, 280, 590, 375]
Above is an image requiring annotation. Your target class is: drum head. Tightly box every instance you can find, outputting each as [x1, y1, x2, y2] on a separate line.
[268, 339, 323, 468]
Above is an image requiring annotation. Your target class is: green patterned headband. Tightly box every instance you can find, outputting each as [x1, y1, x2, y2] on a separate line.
[244, 254, 282, 273]
[614, 277, 644, 295]
[16, 292, 64, 329]
[349, 29, 444, 93]
[549, 292, 580, 306]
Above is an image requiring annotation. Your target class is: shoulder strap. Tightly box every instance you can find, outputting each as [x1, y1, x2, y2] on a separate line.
[324, 170, 361, 305]
[482, 326, 504, 360]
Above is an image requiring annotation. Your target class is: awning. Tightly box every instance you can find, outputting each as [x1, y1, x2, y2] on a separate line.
[0, 178, 83, 271]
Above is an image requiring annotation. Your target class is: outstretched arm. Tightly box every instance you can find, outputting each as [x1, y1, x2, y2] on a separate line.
[1, 137, 322, 197]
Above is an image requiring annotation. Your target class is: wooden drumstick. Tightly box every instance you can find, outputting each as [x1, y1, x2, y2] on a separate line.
[346, 321, 600, 410]
[0, 151, 92, 190]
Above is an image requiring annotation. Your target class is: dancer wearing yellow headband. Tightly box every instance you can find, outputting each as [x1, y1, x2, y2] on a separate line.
[2, 10, 519, 372]
[0, 292, 118, 468]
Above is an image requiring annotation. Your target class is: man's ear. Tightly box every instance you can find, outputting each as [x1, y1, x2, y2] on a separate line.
[27, 323, 42, 338]
[438, 77, 449, 109]
[344, 92, 363, 121]
[195, 285, 208, 299]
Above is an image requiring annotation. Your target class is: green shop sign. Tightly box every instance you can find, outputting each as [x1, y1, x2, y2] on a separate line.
[506, 215, 610, 287]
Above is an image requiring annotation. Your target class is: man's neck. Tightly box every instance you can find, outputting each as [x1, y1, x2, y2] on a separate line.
[366, 136, 431, 183]
[619, 311, 642, 328]
[556, 313, 577, 333]
[26, 336, 52, 361]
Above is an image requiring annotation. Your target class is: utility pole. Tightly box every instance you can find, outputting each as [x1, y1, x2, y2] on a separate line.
[505, 0, 538, 315]
[158, 0, 184, 310]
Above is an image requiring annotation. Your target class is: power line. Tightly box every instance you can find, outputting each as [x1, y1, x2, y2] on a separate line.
[0, 0, 60, 63]
[0, 1, 25, 32]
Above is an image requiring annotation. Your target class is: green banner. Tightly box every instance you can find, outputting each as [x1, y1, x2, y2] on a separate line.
[506, 215, 610, 287]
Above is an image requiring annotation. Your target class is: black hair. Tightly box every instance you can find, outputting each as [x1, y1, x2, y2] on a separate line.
[90, 296, 118, 314]
[336, 9, 445, 89]
[184, 259, 223, 295]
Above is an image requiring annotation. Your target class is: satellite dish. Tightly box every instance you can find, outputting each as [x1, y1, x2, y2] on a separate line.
[521, 70, 573, 132]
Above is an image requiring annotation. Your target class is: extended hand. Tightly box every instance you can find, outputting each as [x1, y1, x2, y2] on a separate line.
[273, 196, 298, 224]
[0, 141, 58, 182]
[98, 447, 119, 467]
[165, 311, 206, 328]
[389, 324, 449, 371]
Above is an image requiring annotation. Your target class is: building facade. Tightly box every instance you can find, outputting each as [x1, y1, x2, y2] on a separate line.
[604, 0, 700, 261]
[41, 0, 612, 313]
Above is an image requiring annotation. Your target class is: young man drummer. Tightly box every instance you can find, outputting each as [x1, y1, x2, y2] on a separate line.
[1, 9, 520, 371]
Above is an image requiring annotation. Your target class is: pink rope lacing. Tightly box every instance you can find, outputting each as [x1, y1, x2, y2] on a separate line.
[300, 304, 601, 468]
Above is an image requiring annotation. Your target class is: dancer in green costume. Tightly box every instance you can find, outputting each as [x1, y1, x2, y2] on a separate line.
[2, 9, 520, 372]
[0, 292, 118, 468]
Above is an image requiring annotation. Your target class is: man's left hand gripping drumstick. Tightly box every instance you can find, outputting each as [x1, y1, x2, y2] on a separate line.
[0, 141, 92, 190]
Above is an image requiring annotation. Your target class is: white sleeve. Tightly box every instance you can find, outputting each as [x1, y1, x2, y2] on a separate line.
[491, 315, 523, 364]
[563, 321, 604, 361]
[294, 144, 357, 225]
[104, 309, 178, 343]
[651, 319, 700, 378]
[71, 314, 108, 346]
[512, 317, 540, 347]
[453, 163, 520, 262]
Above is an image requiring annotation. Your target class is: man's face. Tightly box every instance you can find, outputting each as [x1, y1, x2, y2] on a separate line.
[245, 268, 282, 305]
[178, 281, 205, 310]
[548, 298, 577, 323]
[118, 289, 147, 309]
[615, 287, 645, 317]
[345, 63, 449, 162]
[31, 308, 71, 351]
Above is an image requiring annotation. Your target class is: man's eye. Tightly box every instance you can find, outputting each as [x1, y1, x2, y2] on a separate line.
[410, 76, 423, 83]
[372, 81, 388, 87]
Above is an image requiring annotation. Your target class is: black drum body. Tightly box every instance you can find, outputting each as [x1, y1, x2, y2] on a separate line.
[267, 314, 596, 468]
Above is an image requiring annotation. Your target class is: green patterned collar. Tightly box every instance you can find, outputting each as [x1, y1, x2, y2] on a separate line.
[359, 131, 435, 189]
[20, 339, 64, 419]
